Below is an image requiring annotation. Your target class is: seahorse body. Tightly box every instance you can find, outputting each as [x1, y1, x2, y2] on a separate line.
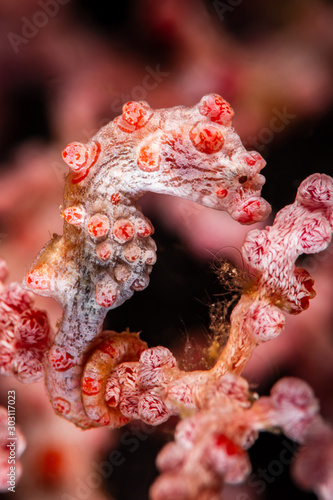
[24, 94, 270, 428]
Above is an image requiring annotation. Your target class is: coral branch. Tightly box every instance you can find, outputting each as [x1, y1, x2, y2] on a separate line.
[0, 257, 52, 383]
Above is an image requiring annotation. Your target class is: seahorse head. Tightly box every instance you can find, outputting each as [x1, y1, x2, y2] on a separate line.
[62, 95, 271, 224]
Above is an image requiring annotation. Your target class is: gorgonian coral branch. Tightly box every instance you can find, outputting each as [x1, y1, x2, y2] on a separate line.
[0, 257, 51, 383]
[23, 94, 270, 428]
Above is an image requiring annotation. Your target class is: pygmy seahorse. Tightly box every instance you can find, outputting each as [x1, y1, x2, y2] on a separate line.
[24, 94, 271, 428]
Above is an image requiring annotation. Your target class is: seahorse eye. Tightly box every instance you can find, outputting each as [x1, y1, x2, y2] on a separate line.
[238, 175, 248, 184]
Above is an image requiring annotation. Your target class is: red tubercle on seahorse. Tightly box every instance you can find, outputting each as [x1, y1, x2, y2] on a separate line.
[216, 187, 228, 199]
[124, 244, 141, 262]
[25, 266, 52, 291]
[114, 264, 131, 283]
[189, 123, 224, 154]
[95, 278, 118, 308]
[113, 219, 135, 242]
[242, 151, 266, 169]
[63, 206, 85, 226]
[137, 142, 160, 172]
[116, 101, 153, 133]
[62, 141, 101, 184]
[87, 214, 110, 239]
[136, 218, 154, 237]
[110, 193, 121, 205]
[81, 376, 102, 396]
[52, 397, 71, 416]
[95, 241, 113, 261]
[198, 94, 234, 125]
[48, 346, 75, 372]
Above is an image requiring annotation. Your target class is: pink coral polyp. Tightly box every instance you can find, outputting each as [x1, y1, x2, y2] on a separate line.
[12, 347, 45, 383]
[1, 283, 33, 312]
[296, 173, 333, 208]
[242, 302, 285, 343]
[15, 309, 50, 346]
[299, 216, 332, 253]
[138, 394, 170, 425]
